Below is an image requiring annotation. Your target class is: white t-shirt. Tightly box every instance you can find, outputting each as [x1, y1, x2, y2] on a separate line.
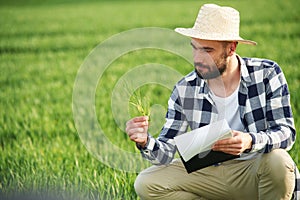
[210, 86, 258, 160]
[210, 86, 244, 131]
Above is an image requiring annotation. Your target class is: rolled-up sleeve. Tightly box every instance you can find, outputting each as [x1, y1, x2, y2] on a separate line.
[138, 85, 189, 165]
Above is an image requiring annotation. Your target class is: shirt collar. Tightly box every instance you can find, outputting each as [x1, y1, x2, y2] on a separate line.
[237, 55, 251, 83]
[195, 72, 210, 94]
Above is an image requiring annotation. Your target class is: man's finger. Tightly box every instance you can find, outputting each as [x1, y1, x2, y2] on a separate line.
[129, 121, 148, 128]
[213, 143, 243, 149]
[129, 133, 147, 142]
[213, 147, 241, 155]
[133, 116, 149, 122]
[214, 138, 233, 145]
[127, 127, 145, 135]
[215, 136, 242, 145]
[126, 116, 148, 126]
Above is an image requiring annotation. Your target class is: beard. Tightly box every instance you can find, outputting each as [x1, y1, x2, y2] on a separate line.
[194, 51, 228, 79]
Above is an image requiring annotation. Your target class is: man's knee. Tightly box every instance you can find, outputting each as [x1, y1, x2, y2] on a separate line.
[134, 172, 204, 200]
[134, 173, 146, 198]
[134, 172, 154, 199]
[258, 149, 295, 198]
[263, 149, 294, 179]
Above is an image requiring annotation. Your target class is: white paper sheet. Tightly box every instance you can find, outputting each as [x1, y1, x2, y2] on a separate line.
[174, 119, 232, 162]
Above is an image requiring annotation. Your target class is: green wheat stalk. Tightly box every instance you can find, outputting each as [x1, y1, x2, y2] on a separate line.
[124, 81, 151, 119]
[129, 89, 151, 118]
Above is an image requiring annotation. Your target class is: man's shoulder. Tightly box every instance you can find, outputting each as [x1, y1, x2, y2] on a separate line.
[176, 71, 199, 87]
[242, 57, 283, 78]
[242, 57, 280, 70]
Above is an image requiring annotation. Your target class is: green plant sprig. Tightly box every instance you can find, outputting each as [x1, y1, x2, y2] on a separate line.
[129, 89, 151, 120]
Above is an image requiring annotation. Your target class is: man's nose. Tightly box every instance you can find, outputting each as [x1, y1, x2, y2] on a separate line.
[193, 50, 207, 63]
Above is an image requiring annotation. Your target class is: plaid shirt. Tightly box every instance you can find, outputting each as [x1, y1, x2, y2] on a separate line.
[139, 56, 299, 199]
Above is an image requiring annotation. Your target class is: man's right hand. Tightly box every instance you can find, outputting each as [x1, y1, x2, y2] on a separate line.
[125, 116, 149, 148]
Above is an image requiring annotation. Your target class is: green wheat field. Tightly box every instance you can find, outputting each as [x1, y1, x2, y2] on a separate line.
[0, 0, 299, 199]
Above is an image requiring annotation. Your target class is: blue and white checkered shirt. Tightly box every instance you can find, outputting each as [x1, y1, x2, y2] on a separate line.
[139, 56, 299, 199]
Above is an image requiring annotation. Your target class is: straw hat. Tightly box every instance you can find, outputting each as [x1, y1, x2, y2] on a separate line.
[175, 4, 257, 45]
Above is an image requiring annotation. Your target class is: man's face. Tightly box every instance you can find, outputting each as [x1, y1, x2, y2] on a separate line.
[191, 39, 229, 79]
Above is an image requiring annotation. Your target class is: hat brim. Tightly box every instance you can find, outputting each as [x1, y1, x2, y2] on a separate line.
[175, 28, 257, 46]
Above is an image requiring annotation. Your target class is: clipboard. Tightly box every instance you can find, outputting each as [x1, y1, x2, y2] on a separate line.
[180, 150, 240, 173]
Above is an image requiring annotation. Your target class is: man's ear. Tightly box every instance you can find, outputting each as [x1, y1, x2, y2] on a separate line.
[229, 42, 238, 55]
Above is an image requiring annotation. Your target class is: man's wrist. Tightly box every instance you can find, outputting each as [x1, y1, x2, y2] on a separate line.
[136, 136, 149, 149]
[137, 141, 147, 149]
[246, 134, 252, 149]
[244, 133, 253, 153]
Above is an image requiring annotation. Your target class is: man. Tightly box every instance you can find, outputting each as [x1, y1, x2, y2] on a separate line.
[126, 4, 299, 200]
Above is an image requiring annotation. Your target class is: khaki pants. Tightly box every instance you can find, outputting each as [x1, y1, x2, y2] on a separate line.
[135, 149, 295, 200]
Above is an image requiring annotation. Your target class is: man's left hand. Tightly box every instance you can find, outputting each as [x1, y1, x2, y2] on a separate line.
[212, 130, 252, 155]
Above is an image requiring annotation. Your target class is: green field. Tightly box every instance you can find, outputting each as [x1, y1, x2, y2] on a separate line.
[1, 0, 299, 199]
